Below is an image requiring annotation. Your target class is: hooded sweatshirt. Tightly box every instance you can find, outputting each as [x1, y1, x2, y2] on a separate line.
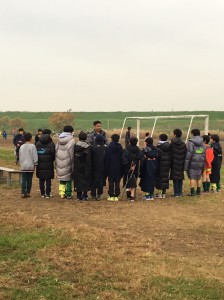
[55, 132, 74, 181]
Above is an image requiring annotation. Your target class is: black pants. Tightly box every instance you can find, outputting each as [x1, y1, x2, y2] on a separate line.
[173, 180, 183, 196]
[39, 179, 51, 196]
[91, 185, 103, 197]
[77, 191, 88, 200]
[108, 177, 121, 197]
[21, 172, 33, 195]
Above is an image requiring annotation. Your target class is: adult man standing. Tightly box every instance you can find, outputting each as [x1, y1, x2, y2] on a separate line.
[87, 120, 109, 146]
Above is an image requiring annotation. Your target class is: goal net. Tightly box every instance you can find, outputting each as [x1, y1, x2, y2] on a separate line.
[120, 115, 209, 143]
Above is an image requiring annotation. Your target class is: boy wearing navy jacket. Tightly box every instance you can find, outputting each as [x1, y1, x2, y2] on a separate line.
[105, 134, 123, 201]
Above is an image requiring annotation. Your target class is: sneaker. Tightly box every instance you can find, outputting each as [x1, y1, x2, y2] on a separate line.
[97, 194, 103, 200]
[66, 196, 72, 199]
[114, 197, 119, 201]
[145, 195, 154, 201]
[41, 194, 45, 198]
[130, 196, 135, 201]
[61, 195, 66, 199]
[187, 192, 196, 196]
[21, 193, 27, 198]
[45, 195, 51, 199]
[107, 196, 114, 201]
[157, 194, 162, 199]
[162, 194, 166, 199]
[217, 189, 221, 192]
[26, 194, 31, 198]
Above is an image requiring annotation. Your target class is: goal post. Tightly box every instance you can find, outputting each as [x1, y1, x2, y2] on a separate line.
[120, 115, 209, 143]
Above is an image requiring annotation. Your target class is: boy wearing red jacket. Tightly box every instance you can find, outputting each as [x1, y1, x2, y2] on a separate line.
[202, 135, 214, 193]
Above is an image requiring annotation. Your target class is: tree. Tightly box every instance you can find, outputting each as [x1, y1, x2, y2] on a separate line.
[0, 116, 11, 130]
[49, 112, 75, 133]
[10, 118, 27, 130]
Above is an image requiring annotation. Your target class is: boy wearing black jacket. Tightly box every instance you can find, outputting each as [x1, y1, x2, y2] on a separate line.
[105, 134, 123, 201]
[91, 134, 107, 200]
[36, 129, 55, 198]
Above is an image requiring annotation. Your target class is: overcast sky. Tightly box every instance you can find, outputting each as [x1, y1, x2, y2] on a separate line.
[0, 0, 224, 112]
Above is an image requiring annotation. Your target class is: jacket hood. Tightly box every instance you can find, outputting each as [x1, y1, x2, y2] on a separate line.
[157, 141, 170, 151]
[76, 141, 89, 149]
[109, 142, 123, 152]
[39, 134, 52, 144]
[171, 137, 184, 145]
[58, 132, 73, 145]
[190, 136, 204, 147]
[127, 145, 140, 155]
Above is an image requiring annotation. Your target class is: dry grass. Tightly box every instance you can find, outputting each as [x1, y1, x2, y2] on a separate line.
[0, 138, 224, 299]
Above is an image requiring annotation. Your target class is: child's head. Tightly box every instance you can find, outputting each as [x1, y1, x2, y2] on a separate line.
[24, 132, 32, 142]
[173, 128, 182, 137]
[159, 133, 168, 141]
[95, 134, 104, 143]
[145, 137, 153, 145]
[111, 134, 120, 143]
[127, 126, 131, 131]
[210, 134, 219, 143]
[64, 125, 74, 133]
[18, 128, 24, 134]
[202, 135, 210, 144]
[79, 131, 87, 141]
[37, 128, 43, 134]
[93, 121, 102, 132]
[145, 132, 150, 137]
[129, 137, 138, 146]
[42, 129, 51, 135]
[191, 129, 200, 136]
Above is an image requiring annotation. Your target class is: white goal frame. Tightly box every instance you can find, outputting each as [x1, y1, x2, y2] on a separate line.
[120, 115, 209, 143]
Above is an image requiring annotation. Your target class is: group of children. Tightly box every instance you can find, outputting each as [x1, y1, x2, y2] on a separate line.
[18, 123, 222, 201]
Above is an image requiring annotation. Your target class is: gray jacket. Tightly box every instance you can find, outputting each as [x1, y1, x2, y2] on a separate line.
[19, 143, 38, 172]
[87, 129, 109, 146]
[184, 136, 206, 172]
[55, 132, 74, 181]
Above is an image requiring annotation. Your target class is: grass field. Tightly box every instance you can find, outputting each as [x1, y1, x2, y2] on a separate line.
[0, 139, 224, 299]
[1, 111, 224, 134]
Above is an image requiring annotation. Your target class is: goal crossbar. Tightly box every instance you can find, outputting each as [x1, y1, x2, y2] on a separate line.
[120, 115, 209, 143]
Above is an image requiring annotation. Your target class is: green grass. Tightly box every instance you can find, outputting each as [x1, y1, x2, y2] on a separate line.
[0, 148, 15, 163]
[1, 110, 224, 133]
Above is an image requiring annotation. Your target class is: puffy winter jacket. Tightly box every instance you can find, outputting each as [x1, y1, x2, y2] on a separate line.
[184, 136, 206, 178]
[170, 137, 187, 180]
[36, 134, 55, 179]
[55, 132, 74, 181]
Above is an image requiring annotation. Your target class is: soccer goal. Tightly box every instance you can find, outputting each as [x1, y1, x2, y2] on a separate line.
[120, 115, 209, 143]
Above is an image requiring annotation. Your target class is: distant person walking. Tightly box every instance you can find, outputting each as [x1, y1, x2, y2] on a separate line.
[125, 127, 132, 149]
[2, 131, 7, 139]
[13, 128, 25, 164]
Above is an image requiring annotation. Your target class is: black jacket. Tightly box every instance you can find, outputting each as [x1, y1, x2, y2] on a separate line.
[170, 137, 187, 180]
[74, 141, 92, 191]
[156, 141, 171, 190]
[138, 145, 159, 193]
[122, 144, 141, 185]
[36, 134, 55, 179]
[91, 143, 107, 187]
[13, 133, 24, 152]
[105, 142, 123, 179]
[210, 142, 222, 183]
